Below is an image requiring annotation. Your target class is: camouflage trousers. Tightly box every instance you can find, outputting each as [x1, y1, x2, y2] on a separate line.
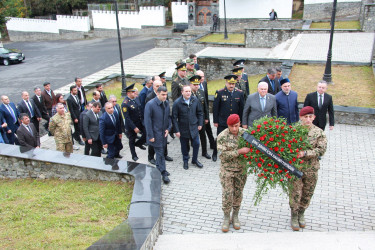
[289, 170, 319, 213]
[56, 142, 73, 153]
[220, 168, 247, 214]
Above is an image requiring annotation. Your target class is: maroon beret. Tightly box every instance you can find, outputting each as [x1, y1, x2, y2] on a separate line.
[300, 106, 314, 116]
[227, 114, 240, 126]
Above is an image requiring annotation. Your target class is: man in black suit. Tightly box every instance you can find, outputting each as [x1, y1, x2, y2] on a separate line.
[80, 102, 93, 155]
[259, 68, 281, 95]
[17, 91, 42, 133]
[83, 102, 102, 157]
[99, 102, 123, 159]
[75, 77, 87, 112]
[96, 83, 108, 108]
[90, 91, 101, 104]
[108, 95, 125, 136]
[16, 113, 40, 148]
[67, 85, 85, 145]
[0, 95, 20, 144]
[32, 87, 50, 132]
[304, 80, 335, 130]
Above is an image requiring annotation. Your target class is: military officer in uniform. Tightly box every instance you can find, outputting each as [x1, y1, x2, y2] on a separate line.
[233, 59, 249, 93]
[289, 106, 327, 231]
[212, 74, 245, 161]
[122, 83, 146, 162]
[190, 75, 211, 159]
[217, 114, 249, 232]
[171, 59, 184, 80]
[232, 67, 249, 101]
[171, 63, 190, 101]
[185, 58, 197, 80]
[159, 72, 167, 87]
[49, 103, 73, 153]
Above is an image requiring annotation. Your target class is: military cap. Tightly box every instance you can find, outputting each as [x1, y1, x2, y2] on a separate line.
[227, 114, 240, 126]
[233, 59, 245, 67]
[232, 67, 243, 76]
[224, 74, 238, 83]
[175, 59, 184, 66]
[176, 63, 187, 71]
[280, 78, 290, 86]
[189, 75, 202, 84]
[125, 83, 137, 92]
[159, 72, 166, 79]
[186, 58, 195, 65]
[300, 106, 314, 116]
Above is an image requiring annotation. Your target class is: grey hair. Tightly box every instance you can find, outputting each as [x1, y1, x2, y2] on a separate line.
[267, 68, 277, 75]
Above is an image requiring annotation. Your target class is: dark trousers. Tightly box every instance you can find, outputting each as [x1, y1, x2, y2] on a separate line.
[107, 136, 123, 159]
[72, 121, 81, 142]
[205, 121, 215, 147]
[128, 125, 146, 158]
[42, 113, 50, 130]
[90, 140, 102, 157]
[84, 141, 90, 155]
[154, 146, 167, 176]
[180, 135, 200, 163]
[148, 143, 168, 160]
[31, 117, 39, 133]
[213, 125, 227, 156]
[199, 125, 208, 155]
[6, 131, 16, 145]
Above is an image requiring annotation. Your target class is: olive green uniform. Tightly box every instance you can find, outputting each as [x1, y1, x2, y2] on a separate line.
[217, 127, 248, 214]
[49, 113, 73, 153]
[171, 76, 190, 101]
[289, 124, 327, 213]
[186, 69, 197, 80]
[236, 79, 248, 101]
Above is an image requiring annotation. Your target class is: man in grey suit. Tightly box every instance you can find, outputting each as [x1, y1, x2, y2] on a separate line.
[242, 82, 277, 128]
[82, 102, 102, 157]
[16, 113, 40, 148]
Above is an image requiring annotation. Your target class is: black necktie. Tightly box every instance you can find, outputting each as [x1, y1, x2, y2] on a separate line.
[319, 95, 323, 109]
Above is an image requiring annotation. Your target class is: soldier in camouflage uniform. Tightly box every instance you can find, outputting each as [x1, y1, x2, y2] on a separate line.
[289, 106, 327, 231]
[232, 67, 249, 101]
[185, 58, 197, 80]
[171, 59, 184, 80]
[49, 103, 73, 153]
[217, 114, 250, 232]
[190, 75, 211, 159]
[171, 63, 190, 101]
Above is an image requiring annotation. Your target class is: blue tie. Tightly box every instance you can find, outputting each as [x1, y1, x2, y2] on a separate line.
[26, 101, 34, 118]
[7, 105, 16, 123]
[110, 114, 116, 125]
[271, 80, 275, 91]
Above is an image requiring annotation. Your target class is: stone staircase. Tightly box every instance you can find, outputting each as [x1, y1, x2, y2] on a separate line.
[154, 231, 375, 250]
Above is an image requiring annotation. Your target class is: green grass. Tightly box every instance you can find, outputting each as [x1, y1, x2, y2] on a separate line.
[197, 33, 245, 44]
[292, 10, 303, 20]
[289, 64, 375, 108]
[310, 21, 360, 29]
[0, 179, 133, 249]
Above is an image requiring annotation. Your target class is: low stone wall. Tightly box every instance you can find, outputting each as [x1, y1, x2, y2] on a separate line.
[93, 26, 173, 38]
[361, 4, 375, 32]
[154, 37, 183, 48]
[304, 1, 362, 20]
[245, 28, 361, 48]
[8, 30, 87, 42]
[219, 18, 304, 31]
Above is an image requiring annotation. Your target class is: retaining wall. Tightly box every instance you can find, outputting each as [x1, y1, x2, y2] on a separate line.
[361, 4, 375, 32]
[218, 19, 304, 32]
[304, 1, 362, 19]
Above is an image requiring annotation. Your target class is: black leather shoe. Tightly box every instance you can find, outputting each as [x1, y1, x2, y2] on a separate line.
[162, 175, 170, 184]
[132, 156, 139, 161]
[165, 171, 170, 176]
[202, 153, 211, 159]
[78, 140, 85, 146]
[136, 144, 146, 150]
[165, 156, 173, 161]
[183, 162, 189, 170]
[212, 153, 217, 162]
[115, 154, 123, 159]
[148, 159, 156, 165]
[192, 160, 203, 168]
[101, 149, 107, 154]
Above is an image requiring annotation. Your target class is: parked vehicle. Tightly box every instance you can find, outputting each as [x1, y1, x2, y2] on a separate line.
[0, 47, 25, 66]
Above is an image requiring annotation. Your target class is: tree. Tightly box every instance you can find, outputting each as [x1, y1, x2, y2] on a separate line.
[0, 0, 28, 38]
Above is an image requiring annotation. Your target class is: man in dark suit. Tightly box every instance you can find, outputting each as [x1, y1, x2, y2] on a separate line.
[96, 83, 108, 108]
[32, 87, 50, 132]
[0, 109, 9, 144]
[139, 77, 153, 112]
[75, 77, 87, 111]
[41, 82, 56, 117]
[0, 95, 20, 144]
[80, 102, 93, 155]
[108, 95, 125, 136]
[16, 113, 40, 148]
[99, 102, 123, 159]
[144, 86, 171, 184]
[90, 91, 101, 104]
[212, 74, 245, 161]
[242, 82, 277, 128]
[83, 102, 102, 157]
[67, 85, 84, 145]
[304, 80, 334, 130]
[17, 91, 41, 133]
[122, 84, 146, 162]
[173, 85, 204, 170]
[259, 68, 281, 95]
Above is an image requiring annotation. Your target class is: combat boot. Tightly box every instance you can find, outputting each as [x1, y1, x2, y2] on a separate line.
[298, 209, 306, 228]
[221, 213, 230, 232]
[232, 210, 241, 230]
[291, 211, 300, 231]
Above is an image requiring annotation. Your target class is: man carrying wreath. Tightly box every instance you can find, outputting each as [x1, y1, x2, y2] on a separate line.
[289, 106, 327, 231]
[217, 114, 250, 232]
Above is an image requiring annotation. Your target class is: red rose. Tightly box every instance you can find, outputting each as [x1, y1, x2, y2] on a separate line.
[269, 137, 274, 141]
[269, 125, 273, 128]
[276, 125, 279, 129]
[280, 148, 284, 152]
[293, 129, 296, 132]
[274, 164, 279, 168]
[281, 138, 286, 142]
[300, 137, 303, 141]
[264, 176, 267, 179]
[284, 131, 288, 134]
[278, 170, 282, 173]
[264, 126, 268, 129]
[275, 120, 279, 123]
[292, 157, 296, 162]
[250, 148, 253, 152]
[246, 142, 249, 146]
[263, 121, 268, 125]
[257, 129, 260, 132]
[300, 160, 304, 164]
[269, 131, 274, 135]
[257, 125, 261, 129]
[281, 133, 285, 137]
[276, 134, 279, 137]
[270, 178, 274, 181]
[243, 154, 248, 158]
[256, 150, 260, 154]
[288, 144, 292, 148]
[280, 179, 284, 182]
[274, 147, 279, 152]
[264, 168, 268, 172]
[258, 174, 261, 177]
[289, 161, 292, 164]
[270, 172, 275, 174]
[260, 136, 265, 141]
[248, 161, 252, 165]
[251, 130, 255, 134]
[267, 163, 272, 167]
[250, 156, 253, 159]
[257, 163, 262, 168]
[283, 122, 286, 125]
[290, 149, 293, 153]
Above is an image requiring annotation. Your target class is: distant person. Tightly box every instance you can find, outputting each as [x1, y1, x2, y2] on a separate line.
[90, 91, 101, 104]
[96, 83, 108, 108]
[213, 14, 219, 31]
[51, 94, 68, 116]
[41, 82, 56, 117]
[269, 9, 278, 20]
[259, 68, 281, 95]
[80, 102, 93, 155]
[49, 103, 73, 153]
[16, 113, 40, 148]
[275, 66, 283, 82]
[66, 85, 84, 145]
[304, 80, 334, 130]
[82, 102, 103, 157]
[75, 77, 87, 111]
[32, 87, 50, 133]
[233, 59, 249, 93]
[172, 63, 189, 101]
[0, 95, 20, 144]
[139, 77, 153, 112]
[275, 78, 299, 124]
[0, 110, 9, 144]
[17, 91, 42, 133]
[159, 72, 167, 87]
[189, 54, 200, 71]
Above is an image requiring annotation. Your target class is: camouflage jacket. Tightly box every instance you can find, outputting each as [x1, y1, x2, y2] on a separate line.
[236, 79, 249, 101]
[301, 124, 327, 172]
[217, 127, 247, 172]
[49, 113, 72, 144]
[186, 69, 197, 80]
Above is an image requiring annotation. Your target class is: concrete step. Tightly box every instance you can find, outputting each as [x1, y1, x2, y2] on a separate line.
[154, 231, 375, 250]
